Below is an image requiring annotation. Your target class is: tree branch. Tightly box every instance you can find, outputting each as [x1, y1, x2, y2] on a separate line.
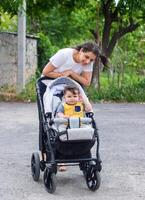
[106, 22, 140, 57]
[106, 0, 114, 9]
[118, 22, 140, 39]
[90, 29, 100, 44]
[112, 6, 119, 21]
[101, 0, 114, 52]
[102, 0, 113, 16]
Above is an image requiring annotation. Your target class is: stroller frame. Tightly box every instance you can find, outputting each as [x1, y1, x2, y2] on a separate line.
[31, 76, 102, 193]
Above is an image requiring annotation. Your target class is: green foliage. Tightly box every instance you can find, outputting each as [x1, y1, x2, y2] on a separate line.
[26, 1, 99, 70]
[1, 74, 144, 103]
[17, 76, 37, 102]
[0, 12, 17, 31]
[108, 22, 145, 89]
[0, 0, 145, 103]
[118, 24, 145, 70]
[37, 32, 59, 70]
[87, 77, 145, 102]
[0, 0, 22, 16]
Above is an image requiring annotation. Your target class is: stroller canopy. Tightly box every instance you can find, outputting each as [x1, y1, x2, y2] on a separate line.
[42, 77, 91, 114]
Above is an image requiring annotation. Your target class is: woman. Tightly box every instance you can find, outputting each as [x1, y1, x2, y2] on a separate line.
[42, 41, 107, 87]
[41, 42, 107, 171]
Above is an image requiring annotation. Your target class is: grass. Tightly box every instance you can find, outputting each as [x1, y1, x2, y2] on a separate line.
[17, 76, 37, 102]
[87, 76, 145, 103]
[1, 72, 145, 103]
[0, 76, 37, 102]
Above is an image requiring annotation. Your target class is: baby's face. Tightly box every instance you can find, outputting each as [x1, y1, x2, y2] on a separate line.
[64, 90, 80, 105]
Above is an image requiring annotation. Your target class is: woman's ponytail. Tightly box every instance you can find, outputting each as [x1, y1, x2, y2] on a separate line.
[99, 54, 108, 68]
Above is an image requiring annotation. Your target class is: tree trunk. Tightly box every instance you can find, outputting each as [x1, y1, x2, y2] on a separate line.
[90, 4, 102, 89]
[91, 59, 100, 89]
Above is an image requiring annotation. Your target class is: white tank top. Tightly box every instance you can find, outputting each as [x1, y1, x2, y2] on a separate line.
[49, 48, 93, 74]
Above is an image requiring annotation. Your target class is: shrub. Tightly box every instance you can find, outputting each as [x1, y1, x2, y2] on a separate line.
[87, 78, 145, 103]
[17, 76, 37, 102]
[37, 33, 59, 71]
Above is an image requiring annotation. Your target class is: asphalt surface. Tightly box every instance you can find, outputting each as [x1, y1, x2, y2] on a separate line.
[0, 102, 145, 200]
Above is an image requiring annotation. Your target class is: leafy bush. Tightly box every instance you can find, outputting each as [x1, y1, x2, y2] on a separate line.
[87, 78, 145, 103]
[37, 33, 59, 71]
[17, 76, 37, 102]
[18, 76, 145, 103]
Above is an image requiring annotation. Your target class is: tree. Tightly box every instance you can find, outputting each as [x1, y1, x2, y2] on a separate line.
[1, 0, 145, 88]
[1, 0, 144, 58]
[48, 0, 145, 87]
[99, 0, 145, 58]
[0, 0, 22, 15]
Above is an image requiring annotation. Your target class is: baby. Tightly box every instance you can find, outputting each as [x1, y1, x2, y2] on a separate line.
[57, 85, 89, 172]
[57, 86, 86, 118]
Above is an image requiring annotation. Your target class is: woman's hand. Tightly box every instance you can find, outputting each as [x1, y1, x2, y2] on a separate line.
[61, 70, 73, 77]
[70, 71, 92, 86]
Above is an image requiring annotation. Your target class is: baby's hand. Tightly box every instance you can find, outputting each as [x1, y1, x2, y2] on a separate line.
[63, 115, 69, 118]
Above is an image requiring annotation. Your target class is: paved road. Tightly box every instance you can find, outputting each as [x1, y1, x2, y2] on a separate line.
[0, 102, 145, 200]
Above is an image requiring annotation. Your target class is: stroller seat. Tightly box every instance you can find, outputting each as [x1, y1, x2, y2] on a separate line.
[52, 117, 95, 141]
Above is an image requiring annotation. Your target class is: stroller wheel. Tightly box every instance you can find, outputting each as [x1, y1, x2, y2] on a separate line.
[31, 152, 40, 181]
[43, 167, 56, 194]
[86, 168, 101, 191]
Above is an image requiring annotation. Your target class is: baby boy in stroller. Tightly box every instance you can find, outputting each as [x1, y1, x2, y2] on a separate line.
[31, 76, 102, 193]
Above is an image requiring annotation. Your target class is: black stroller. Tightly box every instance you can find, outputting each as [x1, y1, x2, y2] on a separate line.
[31, 76, 102, 193]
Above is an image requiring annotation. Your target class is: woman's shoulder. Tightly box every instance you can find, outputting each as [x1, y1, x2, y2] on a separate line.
[50, 48, 73, 63]
[56, 48, 74, 61]
[58, 48, 74, 54]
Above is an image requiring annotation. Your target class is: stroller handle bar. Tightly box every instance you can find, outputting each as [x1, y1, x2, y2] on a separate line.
[51, 117, 92, 125]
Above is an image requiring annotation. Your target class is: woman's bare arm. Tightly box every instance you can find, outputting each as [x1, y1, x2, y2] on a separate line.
[42, 62, 62, 78]
[42, 62, 73, 78]
[42, 62, 92, 86]
[70, 71, 92, 86]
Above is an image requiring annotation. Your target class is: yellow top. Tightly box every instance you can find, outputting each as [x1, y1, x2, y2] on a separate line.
[64, 102, 84, 118]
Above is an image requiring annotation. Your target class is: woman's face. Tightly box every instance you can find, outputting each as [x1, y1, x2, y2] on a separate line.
[79, 50, 96, 65]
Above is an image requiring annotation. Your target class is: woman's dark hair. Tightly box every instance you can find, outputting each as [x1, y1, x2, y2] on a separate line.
[74, 42, 108, 67]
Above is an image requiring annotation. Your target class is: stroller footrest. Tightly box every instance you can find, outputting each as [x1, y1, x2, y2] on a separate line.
[59, 127, 94, 141]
